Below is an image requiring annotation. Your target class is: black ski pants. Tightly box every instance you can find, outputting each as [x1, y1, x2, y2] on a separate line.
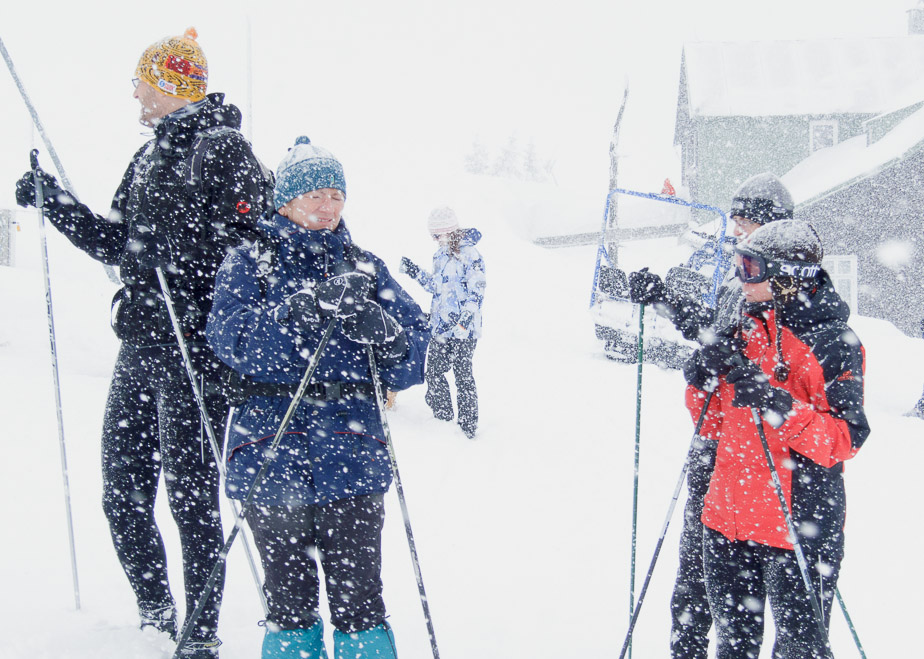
[703, 527, 840, 659]
[425, 336, 478, 434]
[245, 494, 387, 634]
[101, 342, 226, 639]
[669, 437, 716, 659]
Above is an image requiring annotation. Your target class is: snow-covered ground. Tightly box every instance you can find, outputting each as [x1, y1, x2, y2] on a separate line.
[2, 174, 923, 658]
[3, 3, 924, 657]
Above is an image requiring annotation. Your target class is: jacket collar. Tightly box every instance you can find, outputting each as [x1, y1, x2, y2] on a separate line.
[153, 92, 242, 154]
[262, 213, 354, 251]
[743, 270, 849, 335]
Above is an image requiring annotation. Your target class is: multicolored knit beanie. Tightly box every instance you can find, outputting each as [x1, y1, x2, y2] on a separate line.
[135, 27, 208, 101]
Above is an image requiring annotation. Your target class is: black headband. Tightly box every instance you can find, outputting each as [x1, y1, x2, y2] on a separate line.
[730, 197, 794, 225]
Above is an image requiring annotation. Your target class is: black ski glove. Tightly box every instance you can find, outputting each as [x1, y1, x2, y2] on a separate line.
[281, 287, 323, 330]
[341, 301, 404, 345]
[726, 360, 794, 428]
[628, 267, 668, 306]
[316, 272, 376, 318]
[682, 335, 745, 391]
[399, 256, 420, 279]
[371, 326, 409, 367]
[15, 166, 69, 209]
[128, 216, 175, 269]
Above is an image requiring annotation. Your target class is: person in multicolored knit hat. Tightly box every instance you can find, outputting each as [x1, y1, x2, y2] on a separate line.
[132, 27, 209, 126]
[15, 27, 268, 659]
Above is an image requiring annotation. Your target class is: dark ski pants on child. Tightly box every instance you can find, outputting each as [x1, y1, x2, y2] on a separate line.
[669, 437, 716, 659]
[425, 336, 478, 434]
[703, 527, 841, 659]
[101, 342, 226, 639]
[245, 494, 387, 633]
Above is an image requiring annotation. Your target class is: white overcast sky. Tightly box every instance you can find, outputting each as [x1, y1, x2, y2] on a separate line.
[0, 0, 915, 215]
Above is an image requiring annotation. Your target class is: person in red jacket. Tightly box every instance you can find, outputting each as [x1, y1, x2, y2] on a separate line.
[683, 220, 869, 659]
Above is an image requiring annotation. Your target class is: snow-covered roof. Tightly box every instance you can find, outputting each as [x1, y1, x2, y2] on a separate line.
[683, 37, 924, 117]
[782, 104, 924, 206]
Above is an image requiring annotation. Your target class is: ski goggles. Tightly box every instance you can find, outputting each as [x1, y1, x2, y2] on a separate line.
[735, 249, 822, 284]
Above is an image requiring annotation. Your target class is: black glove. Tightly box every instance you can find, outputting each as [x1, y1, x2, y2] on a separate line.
[700, 335, 745, 376]
[316, 272, 375, 318]
[682, 335, 745, 390]
[340, 300, 404, 345]
[128, 217, 174, 269]
[15, 167, 67, 209]
[282, 287, 322, 330]
[628, 267, 668, 306]
[726, 360, 793, 428]
[399, 257, 420, 279]
[372, 327, 409, 367]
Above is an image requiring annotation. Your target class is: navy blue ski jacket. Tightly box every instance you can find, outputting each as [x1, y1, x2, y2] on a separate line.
[206, 214, 429, 506]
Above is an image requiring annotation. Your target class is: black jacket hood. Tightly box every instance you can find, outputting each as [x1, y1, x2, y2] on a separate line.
[154, 92, 243, 154]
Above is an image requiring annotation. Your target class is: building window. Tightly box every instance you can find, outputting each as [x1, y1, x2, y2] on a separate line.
[810, 120, 839, 152]
[822, 254, 857, 313]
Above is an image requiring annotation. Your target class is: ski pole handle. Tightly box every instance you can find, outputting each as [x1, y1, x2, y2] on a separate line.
[31, 149, 45, 208]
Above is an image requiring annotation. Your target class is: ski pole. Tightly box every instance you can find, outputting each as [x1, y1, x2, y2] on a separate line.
[749, 407, 834, 659]
[173, 319, 337, 659]
[0, 36, 119, 285]
[617, 389, 715, 659]
[366, 347, 441, 659]
[627, 303, 645, 659]
[835, 588, 868, 659]
[30, 149, 80, 611]
[154, 268, 268, 616]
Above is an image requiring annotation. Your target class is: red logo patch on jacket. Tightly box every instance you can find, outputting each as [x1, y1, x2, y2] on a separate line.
[236, 201, 252, 214]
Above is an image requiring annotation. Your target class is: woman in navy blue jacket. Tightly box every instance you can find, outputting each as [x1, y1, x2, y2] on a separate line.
[207, 137, 429, 659]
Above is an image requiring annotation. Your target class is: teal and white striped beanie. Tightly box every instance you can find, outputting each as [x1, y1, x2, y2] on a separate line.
[274, 136, 346, 209]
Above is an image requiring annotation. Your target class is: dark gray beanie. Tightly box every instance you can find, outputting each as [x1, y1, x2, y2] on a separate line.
[739, 219, 823, 271]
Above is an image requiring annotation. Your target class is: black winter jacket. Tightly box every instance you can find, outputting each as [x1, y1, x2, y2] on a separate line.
[43, 93, 265, 346]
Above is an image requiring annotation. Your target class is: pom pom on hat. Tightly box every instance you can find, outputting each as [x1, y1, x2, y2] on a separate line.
[135, 27, 208, 101]
[274, 136, 346, 210]
[427, 206, 459, 235]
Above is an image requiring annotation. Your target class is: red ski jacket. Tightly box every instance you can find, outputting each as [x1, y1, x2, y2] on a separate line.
[686, 277, 869, 551]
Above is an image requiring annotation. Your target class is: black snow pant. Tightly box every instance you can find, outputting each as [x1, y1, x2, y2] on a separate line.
[425, 336, 478, 434]
[669, 437, 716, 659]
[245, 494, 387, 634]
[101, 342, 226, 640]
[703, 527, 840, 659]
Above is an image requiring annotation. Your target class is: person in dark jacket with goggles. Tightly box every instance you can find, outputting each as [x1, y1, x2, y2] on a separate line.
[684, 219, 869, 659]
[627, 173, 795, 659]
